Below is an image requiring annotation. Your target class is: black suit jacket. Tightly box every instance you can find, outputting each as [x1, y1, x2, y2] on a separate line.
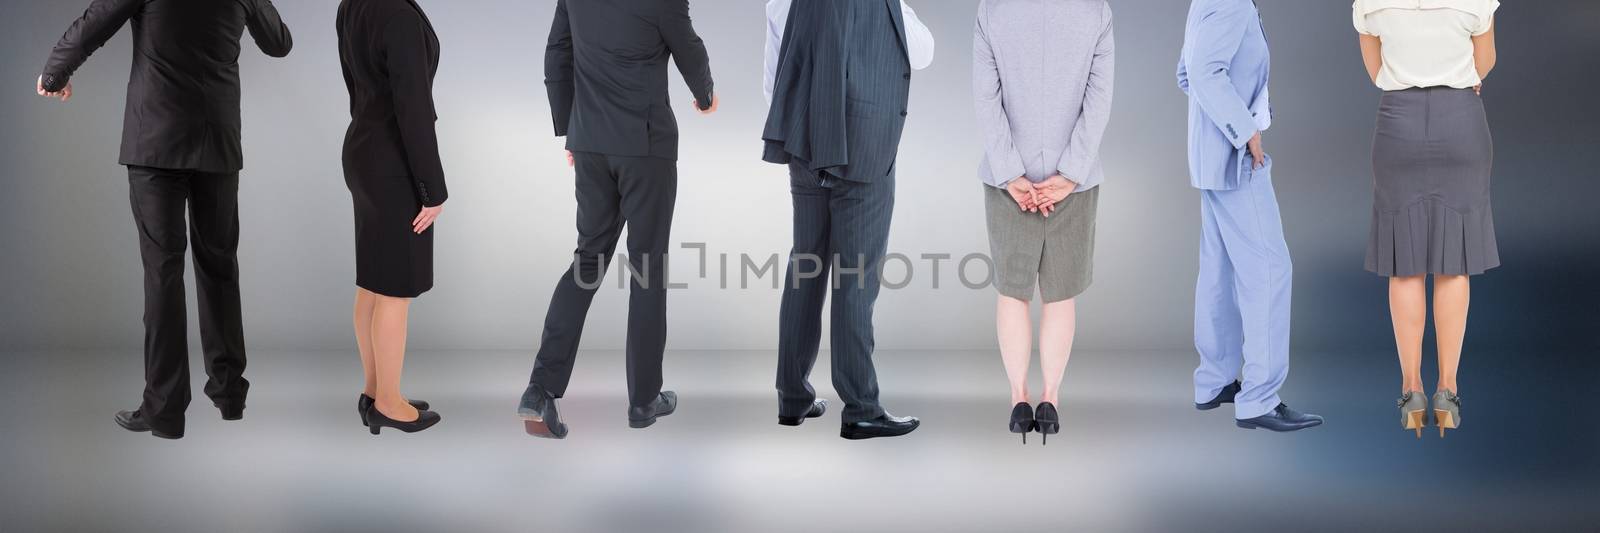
[42, 0, 293, 173]
[337, 0, 447, 207]
[762, 0, 912, 183]
[545, 0, 715, 161]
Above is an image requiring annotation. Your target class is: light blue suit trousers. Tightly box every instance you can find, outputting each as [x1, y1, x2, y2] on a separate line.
[1193, 156, 1292, 419]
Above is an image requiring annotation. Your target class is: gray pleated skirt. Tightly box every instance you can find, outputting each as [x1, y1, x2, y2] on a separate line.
[984, 185, 1098, 302]
[1366, 87, 1499, 277]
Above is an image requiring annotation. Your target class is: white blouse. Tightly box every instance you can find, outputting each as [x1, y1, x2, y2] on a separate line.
[1353, 0, 1499, 91]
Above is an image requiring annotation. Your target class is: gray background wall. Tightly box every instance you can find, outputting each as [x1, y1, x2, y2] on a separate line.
[2, 0, 1596, 354]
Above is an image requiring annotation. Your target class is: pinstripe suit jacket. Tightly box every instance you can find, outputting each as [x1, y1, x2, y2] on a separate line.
[761, 0, 915, 183]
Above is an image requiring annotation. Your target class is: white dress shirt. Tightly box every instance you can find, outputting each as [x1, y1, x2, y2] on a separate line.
[1354, 0, 1498, 91]
[764, 0, 936, 104]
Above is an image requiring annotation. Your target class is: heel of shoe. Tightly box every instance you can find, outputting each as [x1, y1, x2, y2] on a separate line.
[368, 423, 381, 436]
[1036, 422, 1059, 446]
[1435, 410, 1457, 438]
[1404, 410, 1426, 439]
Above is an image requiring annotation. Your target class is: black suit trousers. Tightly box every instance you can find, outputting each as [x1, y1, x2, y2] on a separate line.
[530, 152, 677, 409]
[127, 166, 249, 434]
[777, 163, 895, 423]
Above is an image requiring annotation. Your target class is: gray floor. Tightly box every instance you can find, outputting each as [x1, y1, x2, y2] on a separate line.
[1, 349, 1594, 532]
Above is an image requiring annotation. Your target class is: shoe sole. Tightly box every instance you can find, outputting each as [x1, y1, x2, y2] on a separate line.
[778, 412, 824, 427]
[840, 422, 920, 440]
[369, 417, 442, 436]
[519, 411, 567, 439]
[1195, 402, 1227, 411]
[114, 414, 183, 439]
[1234, 420, 1323, 432]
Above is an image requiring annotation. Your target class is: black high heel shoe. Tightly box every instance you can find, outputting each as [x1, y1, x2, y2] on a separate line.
[1034, 402, 1060, 445]
[366, 405, 441, 435]
[358, 394, 431, 427]
[1009, 402, 1036, 444]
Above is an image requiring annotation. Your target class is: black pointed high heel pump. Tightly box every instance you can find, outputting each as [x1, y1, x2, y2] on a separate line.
[1009, 402, 1036, 444]
[1034, 402, 1060, 445]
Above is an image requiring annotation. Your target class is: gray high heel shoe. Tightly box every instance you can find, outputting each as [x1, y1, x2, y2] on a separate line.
[1432, 390, 1461, 438]
[1398, 391, 1428, 439]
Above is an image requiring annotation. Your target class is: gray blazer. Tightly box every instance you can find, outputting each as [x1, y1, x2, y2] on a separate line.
[973, 0, 1115, 190]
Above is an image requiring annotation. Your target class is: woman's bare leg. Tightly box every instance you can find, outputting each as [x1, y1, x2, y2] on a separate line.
[354, 288, 378, 398]
[371, 293, 419, 421]
[1432, 275, 1470, 393]
[997, 295, 1033, 405]
[1038, 298, 1077, 407]
[1389, 275, 1427, 393]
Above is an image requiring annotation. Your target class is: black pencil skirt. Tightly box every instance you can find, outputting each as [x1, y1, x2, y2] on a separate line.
[346, 173, 433, 298]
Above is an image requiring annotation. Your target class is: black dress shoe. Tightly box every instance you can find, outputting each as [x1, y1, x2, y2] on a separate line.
[219, 405, 245, 421]
[114, 409, 182, 440]
[365, 405, 441, 435]
[779, 399, 828, 426]
[1034, 402, 1060, 445]
[841, 412, 919, 440]
[518, 385, 568, 439]
[1008, 402, 1035, 444]
[358, 394, 431, 427]
[1196, 381, 1241, 410]
[629, 391, 678, 429]
[1236, 403, 1324, 432]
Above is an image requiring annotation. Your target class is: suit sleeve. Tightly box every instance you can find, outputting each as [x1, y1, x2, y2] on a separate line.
[244, 0, 294, 58]
[544, 0, 574, 137]
[1057, 4, 1115, 185]
[40, 0, 141, 92]
[1181, 2, 1258, 150]
[971, 7, 1024, 189]
[383, 11, 447, 207]
[660, 0, 714, 110]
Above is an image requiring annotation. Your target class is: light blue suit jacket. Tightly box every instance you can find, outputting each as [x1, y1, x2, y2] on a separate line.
[1178, 0, 1272, 191]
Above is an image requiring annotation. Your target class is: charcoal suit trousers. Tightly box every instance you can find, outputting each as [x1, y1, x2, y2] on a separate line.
[529, 152, 677, 409]
[127, 165, 249, 434]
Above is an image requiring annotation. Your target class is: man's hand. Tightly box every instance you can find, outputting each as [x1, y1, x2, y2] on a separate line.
[1006, 177, 1039, 212]
[1246, 131, 1266, 169]
[36, 75, 71, 102]
[412, 203, 443, 234]
[696, 93, 719, 115]
[565, 150, 575, 167]
[1035, 175, 1079, 217]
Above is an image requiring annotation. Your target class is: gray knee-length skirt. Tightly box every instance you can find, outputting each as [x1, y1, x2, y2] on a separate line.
[984, 185, 1098, 302]
[1366, 87, 1499, 277]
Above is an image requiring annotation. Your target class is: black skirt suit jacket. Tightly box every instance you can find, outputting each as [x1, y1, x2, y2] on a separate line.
[337, 0, 446, 297]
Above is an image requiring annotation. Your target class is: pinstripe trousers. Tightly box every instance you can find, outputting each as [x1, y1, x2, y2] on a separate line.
[777, 162, 895, 423]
